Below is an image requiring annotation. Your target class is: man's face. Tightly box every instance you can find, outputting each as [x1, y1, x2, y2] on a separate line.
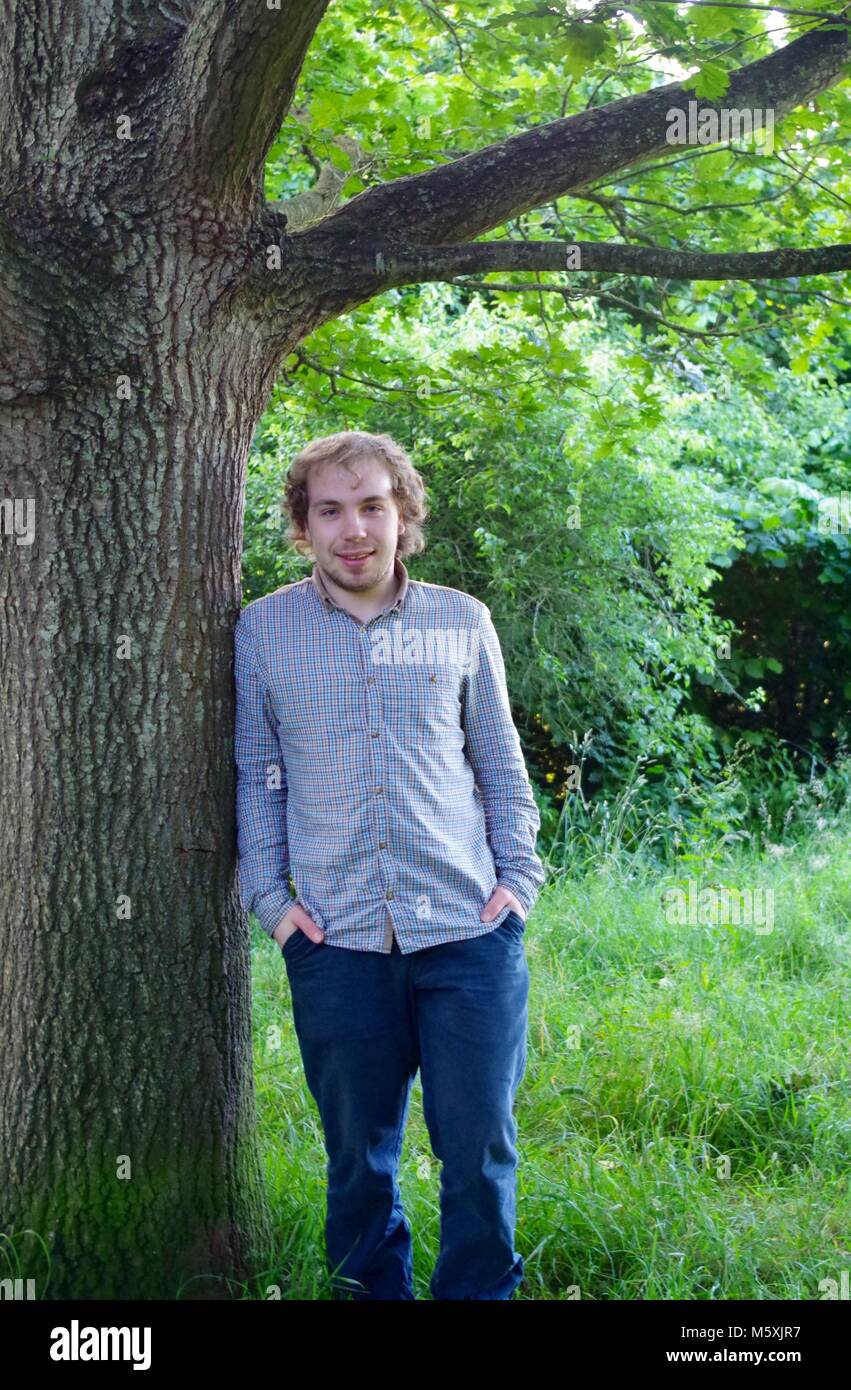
[303, 456, 406, 594]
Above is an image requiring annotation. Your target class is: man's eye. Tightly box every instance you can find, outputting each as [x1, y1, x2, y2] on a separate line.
[320, 505, 382, 516]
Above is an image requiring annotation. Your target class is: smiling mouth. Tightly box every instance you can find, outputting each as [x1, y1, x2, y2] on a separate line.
[338, 551, 374, 560]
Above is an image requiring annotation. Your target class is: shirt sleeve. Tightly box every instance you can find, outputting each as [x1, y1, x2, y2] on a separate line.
[234, 614, 294, 937]
[461, 603, 546, 918]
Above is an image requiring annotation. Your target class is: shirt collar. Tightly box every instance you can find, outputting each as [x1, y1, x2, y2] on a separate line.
[310, 554, 409, 617]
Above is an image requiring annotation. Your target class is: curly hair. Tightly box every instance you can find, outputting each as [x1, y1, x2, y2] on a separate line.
[282, 430, 429, 559]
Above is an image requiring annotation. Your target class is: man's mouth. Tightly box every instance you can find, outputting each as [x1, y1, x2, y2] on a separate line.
[338, 550, 374, 565]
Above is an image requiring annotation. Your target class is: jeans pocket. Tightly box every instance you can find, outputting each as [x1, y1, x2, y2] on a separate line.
[501, 910, 526, 936]
[282, 926, 308, 958]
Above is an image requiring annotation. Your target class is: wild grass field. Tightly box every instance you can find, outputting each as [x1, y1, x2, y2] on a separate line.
[250, 815, 850, 1300]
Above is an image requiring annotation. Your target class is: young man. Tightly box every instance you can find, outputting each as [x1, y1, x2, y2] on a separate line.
[234, 430, 546, 1300]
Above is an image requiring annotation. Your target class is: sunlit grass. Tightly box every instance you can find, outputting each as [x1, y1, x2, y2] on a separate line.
[251, 818, 851, 1299]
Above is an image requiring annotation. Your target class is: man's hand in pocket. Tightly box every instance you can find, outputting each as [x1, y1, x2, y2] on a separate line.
[272, 902, 325, 949]
[480, 885, 526, 924]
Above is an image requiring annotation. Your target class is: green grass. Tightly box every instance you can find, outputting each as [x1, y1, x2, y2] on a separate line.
[250, 820, 851, 1299]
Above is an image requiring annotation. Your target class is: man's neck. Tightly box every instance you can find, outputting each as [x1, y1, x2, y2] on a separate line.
[316, 558, 401, 623]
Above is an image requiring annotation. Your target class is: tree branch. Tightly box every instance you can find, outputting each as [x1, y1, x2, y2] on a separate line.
[310, 16, 849, 246]
[294, 236, 851, 299]
[170, 0, 332, 205]
[265, 233, 849, 352]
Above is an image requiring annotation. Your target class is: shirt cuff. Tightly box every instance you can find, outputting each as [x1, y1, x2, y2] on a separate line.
[496, 874, 538, 919]
[252, 887, 296, 938]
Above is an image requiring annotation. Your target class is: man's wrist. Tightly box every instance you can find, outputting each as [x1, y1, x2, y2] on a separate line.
[254, 886, 296, 938]
[496, 876, 535, 919]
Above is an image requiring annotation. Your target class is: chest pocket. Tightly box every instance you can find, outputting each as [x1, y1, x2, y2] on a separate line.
[383, 662, 463, 740]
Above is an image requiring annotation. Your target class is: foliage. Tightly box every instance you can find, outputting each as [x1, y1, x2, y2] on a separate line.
[245, 286, 739, 802]
[246, 0, 851, 854]
[669, 376, 851, 754]
[264, 0, 850, 387]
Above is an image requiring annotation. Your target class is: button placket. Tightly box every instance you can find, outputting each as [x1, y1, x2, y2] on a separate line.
[361, 619, 392, 910]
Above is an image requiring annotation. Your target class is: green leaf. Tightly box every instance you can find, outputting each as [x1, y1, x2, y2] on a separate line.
[693, 151, 732, 184]
[685, 62, 731, 101]
[690, 4, 732, 39]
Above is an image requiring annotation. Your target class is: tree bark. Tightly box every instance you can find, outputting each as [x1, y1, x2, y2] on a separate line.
[0, 187, 325, 1295]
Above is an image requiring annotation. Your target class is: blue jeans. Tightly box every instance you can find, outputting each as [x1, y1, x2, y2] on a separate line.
[281, 910, 530, 1300]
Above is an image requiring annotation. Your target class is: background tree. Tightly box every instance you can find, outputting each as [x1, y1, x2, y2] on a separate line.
[1, 0, 848, 1298]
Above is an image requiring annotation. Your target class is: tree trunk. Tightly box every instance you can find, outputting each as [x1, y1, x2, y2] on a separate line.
[0, 199, 311, 1297]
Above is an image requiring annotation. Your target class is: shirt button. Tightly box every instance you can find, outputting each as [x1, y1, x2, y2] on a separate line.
[373, 786, 383, 793]
[371, 730, 379, 737]
[378, 841, 386, 848]
[367, 676, 376, 684]
[386, 891, 394, 900]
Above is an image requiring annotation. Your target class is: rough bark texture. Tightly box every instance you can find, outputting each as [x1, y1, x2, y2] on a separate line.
[0, 0, 847, 1299]
[0, 194, 329, 1297]
[0, 0, 333, 1301]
